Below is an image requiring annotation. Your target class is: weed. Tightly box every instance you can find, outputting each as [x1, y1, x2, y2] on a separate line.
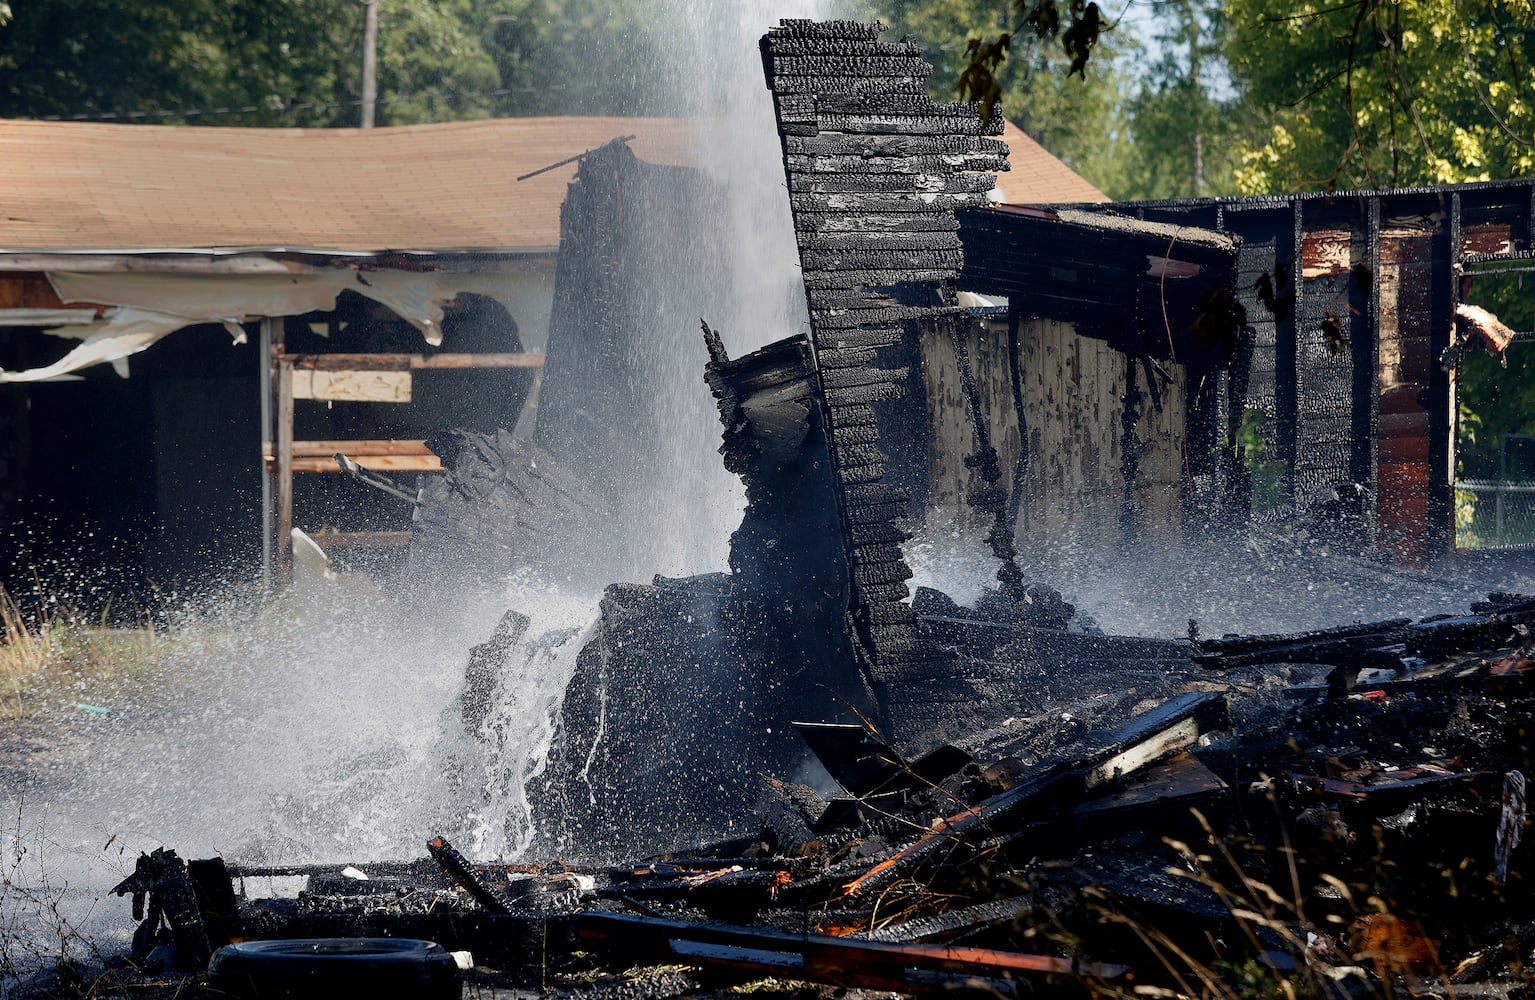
[0, 582, 161, 721]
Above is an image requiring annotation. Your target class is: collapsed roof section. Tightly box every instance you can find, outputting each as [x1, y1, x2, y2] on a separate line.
[958, 205, 1244, 371]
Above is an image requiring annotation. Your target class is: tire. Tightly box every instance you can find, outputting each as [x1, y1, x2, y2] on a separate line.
[206, 937, 461, 1000]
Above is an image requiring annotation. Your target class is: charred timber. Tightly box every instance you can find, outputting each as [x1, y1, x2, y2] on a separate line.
[812, 94, 990, 117]
[771, 76, 930, 96]
[841, 497, 908, 525]
[824, 381, 907, 405]
[785, 153, 1010, 175]
[814, 112, 1005, 137]
[818, 327, 904, 349]
[785, 134, 1008, 157]
[795, 213, 962, 233]
[802, 249, 967, 272]
[763, 37, 923, 57]
[838, 464, 886, 485]
[798, 231, 966, 252]
[767, 56, 933, 78]
[826, 402, 881, 427]
[791, 192, 992, 213]
[789, 174, 998, 195]
[767, 18, 888, 39]
[819, 365, 910, 389]
[810, 307, 963, 330]
[816, 346, 881, 369]
[803, 269, 958, 291]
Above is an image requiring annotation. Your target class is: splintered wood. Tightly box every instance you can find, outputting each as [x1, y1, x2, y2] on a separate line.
[762, 19, 1005, 699]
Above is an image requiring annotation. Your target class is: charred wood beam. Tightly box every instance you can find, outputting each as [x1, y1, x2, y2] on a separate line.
[786, 153, 1010, 175]
[574, 912, 1131, 994]
[428, 836, 512, 914]
[785, 134, 1008, 158]
[834, 693, 1230, 898]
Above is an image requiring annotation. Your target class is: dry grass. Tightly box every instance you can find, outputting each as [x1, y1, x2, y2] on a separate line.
[0, 583, 159, 719]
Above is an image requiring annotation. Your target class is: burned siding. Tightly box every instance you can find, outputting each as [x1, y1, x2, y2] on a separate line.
[759, 19, 1008, 730]
[952, 207, 1238, 551]
[1097, 180, 1535, 564]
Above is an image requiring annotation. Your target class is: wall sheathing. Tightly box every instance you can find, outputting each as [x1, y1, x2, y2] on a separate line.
[759, 19, 1005, 720]
[1121, 179, 1535, 564]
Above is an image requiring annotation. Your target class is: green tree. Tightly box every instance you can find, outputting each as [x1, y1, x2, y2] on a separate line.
[1116, 0, 1250, 199]
[1224, 0, 1535, 193]
[856, 0, 1137, 196]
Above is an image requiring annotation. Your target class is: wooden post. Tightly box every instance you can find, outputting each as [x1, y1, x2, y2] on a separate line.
[275, 350, 295, 587]
[259, 318, 274, 588]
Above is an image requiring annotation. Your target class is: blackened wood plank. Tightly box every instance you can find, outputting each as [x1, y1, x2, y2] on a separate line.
[764, 37, 921, 57]
[849, 521, 911, 545]
[843, 499, 909, 524]
[804, 268, 958, 290]
[816, 346, 880, 368]
[796, 213, 962, 233]
[786, 154, 1010, 175]
[854, 562, 916, 586]
[790, 173, 997, 195]
[803, 249, 966, 272]
[772, 76, 929, 96]
[820, 365, 910, 389]
[838, 463, 886, 484]
[824, 381, 908, 404]
[816, 327, 904, 350]
[826, 402, 880, 426]
[815, 112, 1004, 137]
[847, 483, 911, 505]
[854, 580, 912, 602]
[767, 19, 887, 41]
[786, 134, 1008, 158]
[791, 192, 991, 213]
[769, 55, 932, 77]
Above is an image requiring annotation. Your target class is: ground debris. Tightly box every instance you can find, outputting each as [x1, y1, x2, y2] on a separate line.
[97, 590, 1535, 998]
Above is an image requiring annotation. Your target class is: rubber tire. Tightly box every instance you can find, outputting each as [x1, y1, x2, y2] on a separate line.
[206, 937, 460, 1000]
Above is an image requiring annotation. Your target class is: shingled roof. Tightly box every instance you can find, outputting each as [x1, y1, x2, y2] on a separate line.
[0, 115, 1099, 258]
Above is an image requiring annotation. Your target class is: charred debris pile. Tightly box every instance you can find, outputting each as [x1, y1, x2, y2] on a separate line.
[113, 596, 1535, 996]
[101, 18, 1535, 999]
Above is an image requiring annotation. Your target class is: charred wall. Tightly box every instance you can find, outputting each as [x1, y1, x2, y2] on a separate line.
[1069, 180, 1535, 565]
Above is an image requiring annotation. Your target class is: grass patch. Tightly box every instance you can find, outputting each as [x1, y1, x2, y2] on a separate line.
[0, 584, 160, 720]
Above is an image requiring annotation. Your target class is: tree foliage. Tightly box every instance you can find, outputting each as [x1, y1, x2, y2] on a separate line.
[0, 0, 705, 126]
[1225, 0, 1535, 193]
[1115, 0, 1250, 199]
[855, 0, 1136, 196]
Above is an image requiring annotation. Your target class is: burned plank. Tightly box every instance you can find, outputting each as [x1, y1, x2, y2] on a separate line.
[763, 37, 924, 57]
[816, 346, 881, 369]
[428, 836, 512, 914]
[818, 327, 905, 349]
[801, 248, 968, 271]
[838, 463, 886, 485]
[836, 693, 1231, 897]
[768, 55, 934, 78]
[771, 75, 931, 96]
[767, 18, 888, 40]
[794, 213, 963, 233]
[786, 153, 1010, 175]
[819, 365, 910, 389]
[815, 112, 1005, 137]
[785, 133, 1009, 158]
[797, 231, 967, 252]
[803, 269, 958, 291]
[574, 912, 1130, 994]
[790, 191, 992, 213]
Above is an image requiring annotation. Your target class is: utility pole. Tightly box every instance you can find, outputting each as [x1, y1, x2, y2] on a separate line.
[361, 0, 378, 128]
